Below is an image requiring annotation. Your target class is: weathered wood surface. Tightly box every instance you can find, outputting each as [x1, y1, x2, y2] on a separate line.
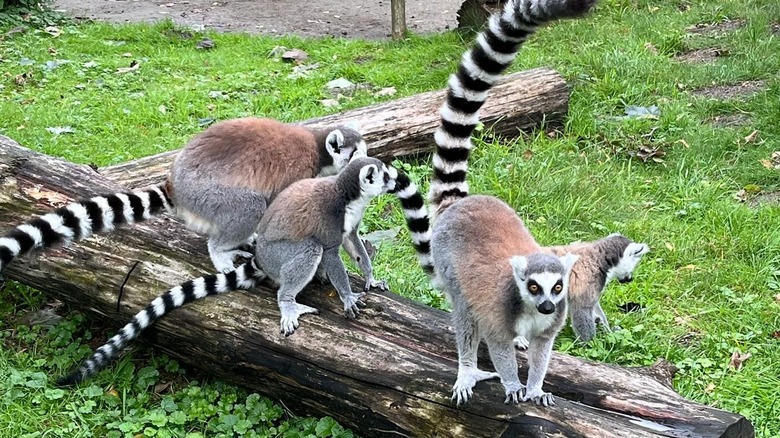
[0, 136, 754, 437]
[98, 67, 569, 189]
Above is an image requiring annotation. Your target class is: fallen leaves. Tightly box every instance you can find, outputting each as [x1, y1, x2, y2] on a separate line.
[281, 48, 308, 63]
[628, 144, 666, 163]
[728, 350, 751, 371]
[116, 60, 140, 74]
[743, 129, 760, 144]
[759, 151, 780, 170]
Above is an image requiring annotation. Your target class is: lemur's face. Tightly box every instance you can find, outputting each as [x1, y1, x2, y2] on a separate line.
[510, 253, 579, 315]
[611, 242, 649, 284]
[323, 128, 367, 176]
[359, 162, 397, 197]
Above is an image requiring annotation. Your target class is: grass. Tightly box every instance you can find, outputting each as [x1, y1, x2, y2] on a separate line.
[1, 0, 780, 436]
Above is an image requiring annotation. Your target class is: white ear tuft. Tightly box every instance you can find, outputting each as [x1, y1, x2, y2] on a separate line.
[344, 121, 360, 131]
[510, 256, 528, 283]
[360, 164, 378, 185]
[326, 129, 345, 154]
[627, 242, 650, 257]
[559, 253, 579, 274]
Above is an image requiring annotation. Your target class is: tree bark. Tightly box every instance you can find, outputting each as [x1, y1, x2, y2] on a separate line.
[0, 136, 754, 437]
[390, 0, 407, 39]
[98, 67, 569, 189]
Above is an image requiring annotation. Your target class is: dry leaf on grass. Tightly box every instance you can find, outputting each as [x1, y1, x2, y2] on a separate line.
[743, 130, 760, 144]
[116, 60, 140, 74]
[728, 350, 751, 370]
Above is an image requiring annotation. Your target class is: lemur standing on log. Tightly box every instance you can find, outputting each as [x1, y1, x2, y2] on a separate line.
[0, 118, 368, 274]
[427, 0, 597, 406]
[57, 157, 433, 385]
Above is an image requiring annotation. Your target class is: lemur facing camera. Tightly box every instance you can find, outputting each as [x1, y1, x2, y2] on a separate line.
[0, 117, 367, 275]
[57, 158, 433, 386]
[427, 0, 597, 406]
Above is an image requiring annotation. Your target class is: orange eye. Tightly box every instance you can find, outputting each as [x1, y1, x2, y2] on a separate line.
[528, 284, 539, 293]
[553, 284, 563, 293]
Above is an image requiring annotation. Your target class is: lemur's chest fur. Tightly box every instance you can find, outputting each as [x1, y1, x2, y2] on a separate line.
[514, 308, 558, 339]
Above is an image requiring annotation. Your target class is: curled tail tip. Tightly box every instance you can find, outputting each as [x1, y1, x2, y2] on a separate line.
[56, 370, 84, 387]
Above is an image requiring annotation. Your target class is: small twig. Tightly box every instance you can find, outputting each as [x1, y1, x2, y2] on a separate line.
[117, 261, 140, 312]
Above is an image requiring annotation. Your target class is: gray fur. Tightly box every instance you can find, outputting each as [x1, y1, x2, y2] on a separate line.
[545, 233, 649, 343]
[431, 196, 578, 407]
[253, 157, 397, 336]
[170, 118, 367, 273]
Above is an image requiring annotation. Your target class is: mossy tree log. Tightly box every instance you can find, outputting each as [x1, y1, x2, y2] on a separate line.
[0, 136, 754, 437]
[99, 67, 569, 189]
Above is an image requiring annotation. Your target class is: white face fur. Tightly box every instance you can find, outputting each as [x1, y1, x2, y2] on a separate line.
[359, 163, 397, 196]
[343, 163, 397, 235]
[608, 242, 650, 284]
[510, 253, 579, 315]
[322, 129, 368, 176]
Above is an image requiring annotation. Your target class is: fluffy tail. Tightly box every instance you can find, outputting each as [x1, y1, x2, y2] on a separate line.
[428, 0, 597, 219]
[0, 182, 173, 274]
[57, 260, 266, 386]
[389, 171, 433, 274]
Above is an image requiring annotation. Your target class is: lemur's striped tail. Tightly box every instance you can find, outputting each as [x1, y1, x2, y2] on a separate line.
[57, 260, 266, 386]
[428, 0, 597, 219]
[389, 171, 433, 274]
[0, 182, 173, 274]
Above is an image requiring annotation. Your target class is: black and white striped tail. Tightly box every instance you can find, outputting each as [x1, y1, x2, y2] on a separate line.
[57, 260, 266, 386]
[0, 182, 173, 274]
[428, 0, 597, 218]
[390, 171, 433, 274]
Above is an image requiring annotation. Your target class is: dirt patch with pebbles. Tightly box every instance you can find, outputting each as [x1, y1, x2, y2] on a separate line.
[693, 80, 766, 100]
[51, 0, 463, 40]
[708, 113, 752, 128]
[686, 19, 745, 36]
[674, 47, 728, 63]
[748, 191, 780, 208]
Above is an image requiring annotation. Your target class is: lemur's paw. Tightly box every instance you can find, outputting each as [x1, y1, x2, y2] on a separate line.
[522, 388, 555, 407]
[503, 381, 525, 404]
[279, 302, 320, 337]
[451, 368, 501, 406]
[230, 250, 254, 262]
[342, 292, 366, 319]
[513, 335, 529, 350]
[366, 278, 388, 291]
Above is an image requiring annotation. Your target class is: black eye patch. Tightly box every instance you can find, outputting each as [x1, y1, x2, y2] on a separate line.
[527, 280, 541, 294]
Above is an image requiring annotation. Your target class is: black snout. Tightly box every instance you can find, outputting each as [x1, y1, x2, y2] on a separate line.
[537, 300, 555, 315]
[618, 276, 633, 284]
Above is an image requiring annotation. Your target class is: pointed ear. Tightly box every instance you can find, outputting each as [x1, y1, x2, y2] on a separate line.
[325, 129, 345, 154]
[627, 242, 650, 257]
[559, 253, 579, 274]
[360, 164, 377, 185]
[509, 256, 528, 284]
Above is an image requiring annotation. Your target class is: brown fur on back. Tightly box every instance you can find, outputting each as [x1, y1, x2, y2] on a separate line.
[258, 177, 339, 244]
[543, 237, 629, 308]
[174, 118, 323, 201]
[445, 196, 542, 340]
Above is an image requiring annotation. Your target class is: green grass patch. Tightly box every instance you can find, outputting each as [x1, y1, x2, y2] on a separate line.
[2, 0, 780, 436]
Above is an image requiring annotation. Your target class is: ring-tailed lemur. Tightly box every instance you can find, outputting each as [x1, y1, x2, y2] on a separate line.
[535, 233, 649, 344]
[427, 0, 597, 407]
[57, 158, 432, 385]
[0, 118, 367, 275]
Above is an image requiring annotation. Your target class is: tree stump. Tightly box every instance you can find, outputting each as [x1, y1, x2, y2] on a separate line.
[0, 135, 754, 437]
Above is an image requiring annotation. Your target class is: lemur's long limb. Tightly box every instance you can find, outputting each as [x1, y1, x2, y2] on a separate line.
[0, 183, 172, 274]
[342, 229, 387, 291]
[57, 260, 265, 386]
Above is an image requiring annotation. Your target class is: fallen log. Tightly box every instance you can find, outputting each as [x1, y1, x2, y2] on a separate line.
[0, 136, 754, 437]
[99, 67, 568, 189]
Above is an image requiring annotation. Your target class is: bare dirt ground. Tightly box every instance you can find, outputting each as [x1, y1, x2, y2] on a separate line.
[51, 0, 463, 39]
